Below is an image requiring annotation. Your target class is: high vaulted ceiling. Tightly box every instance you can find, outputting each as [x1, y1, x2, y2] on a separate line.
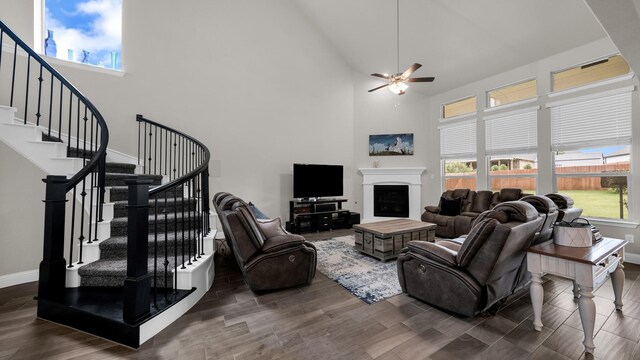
[294, 0, 609, 96]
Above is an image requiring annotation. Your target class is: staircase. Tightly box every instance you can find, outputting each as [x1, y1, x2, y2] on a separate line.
[0, 21, 215, 348]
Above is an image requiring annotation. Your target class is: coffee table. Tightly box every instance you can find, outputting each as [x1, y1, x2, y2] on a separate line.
[353, 219, 436, 261]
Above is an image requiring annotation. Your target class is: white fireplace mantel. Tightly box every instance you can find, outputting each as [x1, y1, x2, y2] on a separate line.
[359, 167, 426, 223]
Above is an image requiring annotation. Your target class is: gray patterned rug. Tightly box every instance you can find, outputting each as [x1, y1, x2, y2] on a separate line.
[312, 235, 402, 304]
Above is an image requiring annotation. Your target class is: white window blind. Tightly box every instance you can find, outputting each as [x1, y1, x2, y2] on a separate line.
[485, 108, 538, 155]
[551, 91, 632, 151]
[439, 120, 476, 158]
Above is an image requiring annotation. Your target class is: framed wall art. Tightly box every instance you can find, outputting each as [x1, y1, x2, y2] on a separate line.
[369, 133, 414, 156]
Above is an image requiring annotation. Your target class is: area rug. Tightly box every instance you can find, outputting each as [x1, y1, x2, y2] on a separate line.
[312, 235, 402, 304]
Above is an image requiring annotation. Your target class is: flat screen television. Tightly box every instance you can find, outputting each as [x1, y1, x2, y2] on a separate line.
[293, 163, 343, 199]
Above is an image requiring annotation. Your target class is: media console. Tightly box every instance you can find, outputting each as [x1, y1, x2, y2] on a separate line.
[288, 199, 357, 234]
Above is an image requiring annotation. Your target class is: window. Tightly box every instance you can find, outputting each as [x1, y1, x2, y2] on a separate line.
[550, 90, 632, 220]
[552, 55, 630, 92]
[485, 107, 538, 193]
[43, 0, 122, 70]
[487, 79, 537, 108]
[442, 96, 476, 119]
[440, 120, 477, 190]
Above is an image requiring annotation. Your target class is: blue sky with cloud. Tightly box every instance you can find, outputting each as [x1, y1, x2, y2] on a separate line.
[45, 0, 122, 69]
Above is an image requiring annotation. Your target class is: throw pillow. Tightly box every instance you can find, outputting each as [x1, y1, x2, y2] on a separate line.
[440, 196, 462, 216]
[257, 217, 287, 239]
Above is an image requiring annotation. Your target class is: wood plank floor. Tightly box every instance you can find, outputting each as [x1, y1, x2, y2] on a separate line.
[2, 229, 640, 360]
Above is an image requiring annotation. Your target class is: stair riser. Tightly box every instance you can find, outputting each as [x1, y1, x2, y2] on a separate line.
[105, 163, 136, 174]
[110, 217, 203, 237]
[100, 242, 203, 260]
[80, 274, 178, 288]
[105, 177, 162, 187]
[109, 186, 184, 202]
[113, 201, 198, 218]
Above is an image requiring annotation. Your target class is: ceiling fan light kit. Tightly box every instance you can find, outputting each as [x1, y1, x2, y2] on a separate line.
[368, 0, 435, 95]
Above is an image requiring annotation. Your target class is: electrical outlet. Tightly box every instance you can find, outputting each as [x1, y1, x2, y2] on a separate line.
[625, 234, 634, 243]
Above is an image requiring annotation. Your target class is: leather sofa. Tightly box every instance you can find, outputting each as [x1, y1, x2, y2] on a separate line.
[398, 201, 543, 317]
[213, 192, 317, 292]
[422, 188, 524, 238]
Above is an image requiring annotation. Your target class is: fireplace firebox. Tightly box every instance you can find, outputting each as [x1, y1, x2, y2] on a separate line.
[373, 185, 409, 218]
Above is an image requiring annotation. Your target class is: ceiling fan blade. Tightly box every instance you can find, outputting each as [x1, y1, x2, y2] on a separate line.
[368, 83, 390, 92]
[406, 77, 435, 83]
[401, 63, 422, 79]
[371, 73, 391, 79]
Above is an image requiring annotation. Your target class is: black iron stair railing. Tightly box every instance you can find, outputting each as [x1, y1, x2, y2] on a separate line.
[0, 21, 108, 302]
[123, 114, 210, 321]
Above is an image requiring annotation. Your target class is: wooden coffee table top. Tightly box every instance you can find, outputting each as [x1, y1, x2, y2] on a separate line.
[527, 237, 627, 266]
[353, 219, 436, 237]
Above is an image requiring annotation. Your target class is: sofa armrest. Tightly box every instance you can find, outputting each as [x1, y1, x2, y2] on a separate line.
[407, 241, 458, 267]
[425, 206, 441, 213]
[262, 234, 305, 253]
[461, 211, 480, 218]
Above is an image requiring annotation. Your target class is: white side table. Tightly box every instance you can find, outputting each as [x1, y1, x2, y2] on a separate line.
[527, 237, 627, 354]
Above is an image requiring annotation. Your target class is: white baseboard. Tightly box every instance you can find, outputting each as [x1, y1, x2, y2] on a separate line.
[625, 252, 640, 265]
[0, 269, 38, 288]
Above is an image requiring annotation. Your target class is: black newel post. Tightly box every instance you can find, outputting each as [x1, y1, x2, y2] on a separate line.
[38, 175, 68, 301]
[123, 176, 153, 324]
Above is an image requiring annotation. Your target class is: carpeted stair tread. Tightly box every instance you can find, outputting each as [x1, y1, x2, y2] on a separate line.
[109, 185, 184, 201]
[78, 257, 189, 287]
[67, 147, 96, 160]
[105, 162, 137, 174]
[113, 197, 197, 217]
[41, 133, 63, 143]
[105, 173, 163, 186]
[99, 232, 202, 259]
[110, 211, 202, 236]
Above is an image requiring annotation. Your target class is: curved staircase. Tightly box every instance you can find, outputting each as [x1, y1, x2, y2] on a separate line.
[0, 20, 215, 348]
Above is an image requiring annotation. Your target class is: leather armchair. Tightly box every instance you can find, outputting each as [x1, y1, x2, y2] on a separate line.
[398, 201, 543, 317]
[213, 192, 317, 292]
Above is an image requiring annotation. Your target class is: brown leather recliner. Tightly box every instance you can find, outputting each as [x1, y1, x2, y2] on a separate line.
[213, 192, 317, 292]
[398, 201, 543, 317]
[545, 193, 583, 222]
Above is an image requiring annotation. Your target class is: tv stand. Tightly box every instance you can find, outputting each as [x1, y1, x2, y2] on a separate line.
[289, 198, 352, 234]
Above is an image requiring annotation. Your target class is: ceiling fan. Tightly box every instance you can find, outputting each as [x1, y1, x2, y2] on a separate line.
[368, 0, 435, 95]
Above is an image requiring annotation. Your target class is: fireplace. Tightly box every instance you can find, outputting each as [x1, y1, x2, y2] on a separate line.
[374, 185, 409, 217]
[359, 167, 425, 223]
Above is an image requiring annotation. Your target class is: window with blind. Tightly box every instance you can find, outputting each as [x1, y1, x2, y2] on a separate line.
[440, 120, 477, 190]
[550, 89, 632, 220]
[484, 107, 538, 192]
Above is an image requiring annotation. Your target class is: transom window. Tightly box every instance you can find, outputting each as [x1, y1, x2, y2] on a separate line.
[442, 96, 476, 119]
[487, 79, 537, 108]
[552, 55, 630, 92]
[43, 0, 122, 70]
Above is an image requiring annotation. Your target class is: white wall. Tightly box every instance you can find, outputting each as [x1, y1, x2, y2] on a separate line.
[424, 38, 640, 256]
[0, 0, 356, 278]
[352, 72, 432, 214]
[0, 0, 355, 223]
[0, 142, 45, 278]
